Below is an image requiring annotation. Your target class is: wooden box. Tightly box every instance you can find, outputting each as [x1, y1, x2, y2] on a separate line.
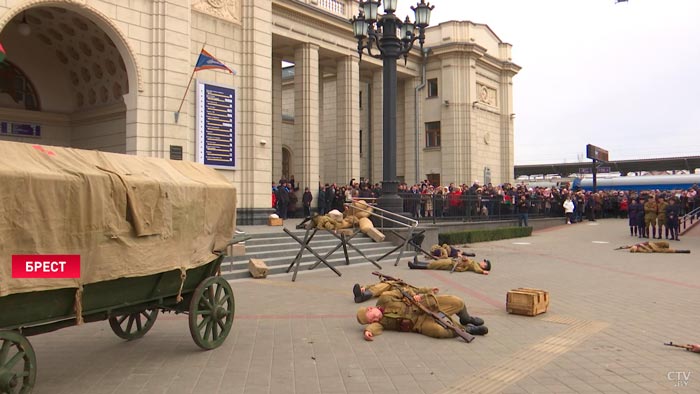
[248, 258, 269, 278]
[268, 217, 283, 226]
[506, 288, 549, 316]
[226, 243, 246, 257]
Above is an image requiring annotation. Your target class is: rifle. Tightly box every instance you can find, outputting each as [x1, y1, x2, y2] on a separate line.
[371, 271, 475, 343]
[664, 341, 693, 351]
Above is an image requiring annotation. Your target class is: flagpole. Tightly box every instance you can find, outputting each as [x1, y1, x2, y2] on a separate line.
[174, 43, 206, 123]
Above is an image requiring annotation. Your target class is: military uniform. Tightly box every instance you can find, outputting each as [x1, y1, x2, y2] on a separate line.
[427, 257, 485, 273]
[656, 199, 668, 237]
[643, 199, 658, 236]
[359, 280, 434, 301]
[625, 241, 689, 253]
[363, 290, 467, 339]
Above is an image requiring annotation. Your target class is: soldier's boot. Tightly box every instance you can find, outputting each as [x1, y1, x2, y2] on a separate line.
[457, 307, 484, 326]
[465, 324, 488, 335]
[408, 258, 429, 270]
[352, 284, 373, 303]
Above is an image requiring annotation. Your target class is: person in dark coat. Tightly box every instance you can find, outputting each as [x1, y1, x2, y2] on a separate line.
[665, 197, 681, 241]
[302, 187, 313, 218]
[318, 185, 327, 215]
[635, 198, 646, 238]
[276, 181, 290, 219]
[627, 198, 641, 236]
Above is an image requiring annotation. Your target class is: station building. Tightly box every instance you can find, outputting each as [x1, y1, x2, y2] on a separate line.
[0, 0, 519, 224]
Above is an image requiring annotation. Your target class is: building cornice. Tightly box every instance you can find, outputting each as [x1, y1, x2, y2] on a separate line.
[428, 41, 521, 75]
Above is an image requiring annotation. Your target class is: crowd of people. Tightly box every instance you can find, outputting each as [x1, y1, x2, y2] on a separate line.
[272, 177, 700, 229]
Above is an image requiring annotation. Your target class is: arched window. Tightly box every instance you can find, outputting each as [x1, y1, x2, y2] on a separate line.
[0, 61, 40, 111]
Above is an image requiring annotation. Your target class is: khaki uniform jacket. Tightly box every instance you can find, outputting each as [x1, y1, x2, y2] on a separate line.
[364, 291, 465, 339]
[427, 258, 483, 273]
[644, 201, 658, 220]
[364, 280, 434, 299]
[657, 201, 668, 224]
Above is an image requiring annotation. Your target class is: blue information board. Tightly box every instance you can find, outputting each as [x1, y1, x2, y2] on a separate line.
[196, 81, 236, 169]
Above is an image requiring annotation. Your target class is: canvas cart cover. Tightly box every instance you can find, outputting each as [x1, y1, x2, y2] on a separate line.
[0, 141, 237, 297]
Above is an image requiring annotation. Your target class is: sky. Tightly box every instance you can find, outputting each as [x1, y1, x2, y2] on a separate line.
[393, 0, 700, 165]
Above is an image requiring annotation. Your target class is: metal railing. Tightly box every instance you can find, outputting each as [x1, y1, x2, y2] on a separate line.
[344, 202, 418, 266]
[679, 206, 700, 235]
[395, 193, 568, 224]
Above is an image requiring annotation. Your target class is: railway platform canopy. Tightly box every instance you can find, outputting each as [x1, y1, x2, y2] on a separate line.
[514, 156, 700, 178]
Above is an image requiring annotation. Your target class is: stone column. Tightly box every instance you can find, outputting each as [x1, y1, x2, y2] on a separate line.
[403, 76, 421, 184]
[237, 0, 273, 224]
[500, 67, 517, 184]
[272, 56, 283, 182]
[294, 43, 320, 194]
[370, 71, 383, 184]
[336, 55, 360, 185]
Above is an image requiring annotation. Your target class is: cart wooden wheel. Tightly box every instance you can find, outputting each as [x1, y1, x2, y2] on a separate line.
[108, 308, 159, 340]
[0, 331, 36, 394]
[189, 276, 235, 350]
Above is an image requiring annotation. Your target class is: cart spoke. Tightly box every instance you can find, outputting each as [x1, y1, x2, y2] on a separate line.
[135, 315, 143, 331]
[4, 350, 24, 370]
[217, 319, 226, 332]
[204, 319, 213, 341]
[200, 298, 214, 311]
[194, 309, 212, 316]
[197, 316, 210, 331]
[215, 284, 223, 305]
[126, 315, 135, 333]
[0, 340, 10, 364]
[207, 287, 217, 308]
[117, 315, 128, 324]
[212, 320, 219, 340]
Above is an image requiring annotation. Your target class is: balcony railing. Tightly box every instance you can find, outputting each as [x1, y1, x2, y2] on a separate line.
[318, 0, 345, 17]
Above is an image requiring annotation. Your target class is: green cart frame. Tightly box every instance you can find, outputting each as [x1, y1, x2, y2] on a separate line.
[0, 236, 247, 394]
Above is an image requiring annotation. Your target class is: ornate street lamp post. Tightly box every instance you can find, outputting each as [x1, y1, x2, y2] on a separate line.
[351, 0, 434, 216]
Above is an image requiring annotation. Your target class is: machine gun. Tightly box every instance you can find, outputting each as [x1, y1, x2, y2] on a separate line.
[371, 271, 474, 343]
[664, 342, 694, 351]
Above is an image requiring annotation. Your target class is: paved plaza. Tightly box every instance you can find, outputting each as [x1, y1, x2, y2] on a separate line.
[27, 219, 699, 394]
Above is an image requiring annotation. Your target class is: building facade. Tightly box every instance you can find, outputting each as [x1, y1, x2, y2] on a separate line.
[0, 0, 519, 224]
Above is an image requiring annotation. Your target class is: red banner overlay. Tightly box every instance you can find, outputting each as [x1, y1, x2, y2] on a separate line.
[12, 255, 81, 278]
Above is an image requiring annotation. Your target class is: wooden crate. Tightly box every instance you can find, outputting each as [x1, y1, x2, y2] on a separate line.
[268, 217, 283, 226]
[226, 243, 246, 257]
[506, 288, 549, 316]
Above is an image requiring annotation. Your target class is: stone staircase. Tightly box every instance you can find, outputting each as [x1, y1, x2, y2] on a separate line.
[221, 229, 409, 280]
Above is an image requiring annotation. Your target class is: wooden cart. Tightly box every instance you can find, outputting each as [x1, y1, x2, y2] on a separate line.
[0, 235, 249, 394]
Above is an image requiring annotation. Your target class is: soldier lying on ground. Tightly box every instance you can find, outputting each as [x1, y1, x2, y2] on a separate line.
[356, 289, 487, 341]
[429, 243, 475, 259]
[408, 255, 491, 274]
[615, 241, 690, 253]
[352, 279, 437, 303]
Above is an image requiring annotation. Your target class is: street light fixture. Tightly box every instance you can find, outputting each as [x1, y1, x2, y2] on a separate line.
[351, 0, 433, 216]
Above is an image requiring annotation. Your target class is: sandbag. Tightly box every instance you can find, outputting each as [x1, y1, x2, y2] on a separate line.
[248, 258, 269, 278]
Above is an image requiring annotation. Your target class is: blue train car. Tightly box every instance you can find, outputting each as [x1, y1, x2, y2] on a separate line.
[572, 174, 700, 192]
